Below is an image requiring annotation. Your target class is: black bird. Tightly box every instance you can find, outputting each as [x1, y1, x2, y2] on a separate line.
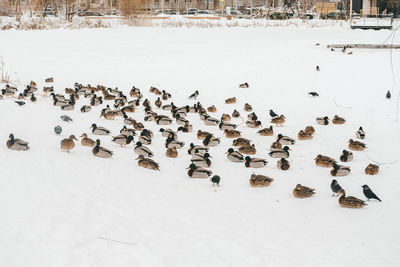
[316, 66, 320, 71]
[211, 175, 220, 186]
[362, 185, 381, 202]
[269, 109, 278, 118]
[330, 179, 342, 196]
[308, 92, 319, 97]
[386, 91, 391, 99]
[15, 101, 25, 106]
[189, 90, 199, 100]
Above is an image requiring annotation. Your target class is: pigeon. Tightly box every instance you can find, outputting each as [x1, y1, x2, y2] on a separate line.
[386, 91, 391, 99]
[330, 179, 342, 196]
[316, 66, 320, 71]
[60, 115, 73, 122]
[54, 125, 62, 135]
[188, 90, 199, 100]
[269, 109, 278, 118]
[211, 175, 220, 186]
[308, 92, 319, 97]
[362, 185, 381, 202]
[15, 101, 25, 106]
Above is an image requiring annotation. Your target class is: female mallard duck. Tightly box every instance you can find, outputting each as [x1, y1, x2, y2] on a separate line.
[165, 135, 185, 149]
[132, 120, 144, 131]
[239, 144, 256, 155]
[356, 126, 365, 139]
[258, 126, 273, 136]
[112, 134, 134, 147]
[221, 113, 231, 122]
[244, 103, 252, 112]
[270, 141, 282, 151]
[80, 133, 96, 147]
[277, 158, 290, 170]
[43, 86, 54, 95]
[80, 105, 91, 113]
[219, 122, 237, 131]
[178, 123, 193, 133]
[188, 143, 209, 155]
[121, 105, 135, 113]
[365, 164, 379, 175]
[155, 97, 162, 108]
[156, 115, 172, 125]
[348, 139, 366, 151]
[175, 114, 189, 126]
[271, 115, 286, 126]
[91, 124, 110, 135]
[203, 134, 221, 147]
[304, 126, 315, 134]
[316, 116, 329, 125]
[191, 153, 212, 167]
[136, 155, 160, 171]
[269, 146, 290, 158]
[187, 163, 212, 178]
[331, 163, 351, 176]
[332, 115, 346, 125]
[233, 138, 251, 147]
[149, 86, 161, 95]
[293, 184, 315, 198]
[92, 139, 113, 158]
[224, 129, 241, 138]
[340, 150, 353, 162]
[226, 148, 244, 162]
[315, 155, 336, 167]
[245, 156, 268, 168]
[277, 134, 296, 145]
[166, 147, 178, 158]
[207, 105, 217, 113]
[338, 189, 367, 208]
[225, 97, 237, 104]
[232, 109, 240, 118]
[246, 120, 262, 128]
[298, 130, 313, 140]
[129, 87, 140, 97]
[197, 130, 213, 140]
[134, 142, 153, 157]
[7, 134, 29, 151]
[123, 114, 135, 125]
[249, 174, 273, 187]
[120, 126, 136, 136]
[204, 115, 220, 126]
[60, 135, 78, 152]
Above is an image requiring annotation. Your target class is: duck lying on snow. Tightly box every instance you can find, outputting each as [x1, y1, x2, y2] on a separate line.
[7, 134, 29, 151]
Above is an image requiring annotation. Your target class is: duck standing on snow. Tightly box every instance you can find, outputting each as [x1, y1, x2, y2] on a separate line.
[258, 126, 274, 136]
[249, 174, 273, 187]
[331, 163, 351, 176]
[244, 156, 268, 168]
[269, 146, 290, 158]
[60, 135, 78, 152]
[187, 163, 212, 178]
[226, 148, 244, 162]
[91, 123, 110, 135]
[340, 150, 353, 162]
[293, 184, 315, 198]
[362, 185, 381, 201]
[365, 164, 379, 175]
[7, 134, 29, 151]
[348, 139, 366, 151]
[277, 158, 290, 170]
[80, 133, 96, 147]
[356, 127, 365, 139]
[330, 179, 342, 196]
[316, 116, 329, 125]
[270, 141, 282, 151]
[239, 82, 249, 88]
[204, 115, 220, 126]
[92, 139, 113, 158]
[338, 189, 367, 208]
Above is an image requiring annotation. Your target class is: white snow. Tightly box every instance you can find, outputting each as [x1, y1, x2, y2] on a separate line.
[0, 26, 400, 267]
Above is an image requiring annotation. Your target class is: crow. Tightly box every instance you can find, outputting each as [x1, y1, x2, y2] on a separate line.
[54, 125, 62, 135]
[211, 175, 220, 186]
[386, 91, 391, 99]
[362, 185, 381, 202]
[60, 115, 73, 122]
[15, 101, 25, 106]
[330, 179, 342, 196]
[189, 90, 199, 100]
[308, 92, 319, 97]
[269, 109, 278, 118]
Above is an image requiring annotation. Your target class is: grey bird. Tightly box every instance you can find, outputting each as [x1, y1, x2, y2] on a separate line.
[308, 92, 319, 97]
[15, 101, 25, 106]
[60, 115, 73, 122]
[330, 179, 342, 196]
[54, 125, 62, 135]
[362, 185, 382, 202]
[211, 175, 220, 186]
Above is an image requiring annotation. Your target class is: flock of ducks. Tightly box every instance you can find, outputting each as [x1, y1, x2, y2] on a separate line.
[2, 72, 384, 208]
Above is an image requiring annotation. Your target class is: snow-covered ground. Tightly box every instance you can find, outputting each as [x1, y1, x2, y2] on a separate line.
[0, 27, 400, 266]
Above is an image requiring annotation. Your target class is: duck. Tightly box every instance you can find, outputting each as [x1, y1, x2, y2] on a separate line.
[133, 120, 145, 131]
[277, 134, 296, 145]
[160, 128, 176, 138]
[100, 110, 117, 120]
[269, 146, 290, 158]
[233, 138, 251, 147]
[221, 113, 231, 122]
[80, 105, 91, 113]
[80, 133, 96, 147]
[136, 155, 160, 171]
[175, 114, 189, 126]
[271, 115, 286, 126]
[293, 184, 315, 198]
[219, 122, 237, 131]
[17, 93, 25, 100]
[238, 144, 256, 155]
[232, 109, 240, 118]
[61, 102, 74, 111]
[304, 126, 315, 134]
[338, 189, 367, 208]
[162, 102, 175, 111]
[129, 86, 140, 97]
[91, 124, 110, 135]
[166, 147, 178, 158]
[239, 82, 249, 88]
[190, 153, 212, 167]
[332, 115, 346, 124]
[149, 86, 161, 95]
[270, 141, 282, 151]
[197, 130, 213, 140]
[60, 135, 77, 152]
[30, 94, 37, 102]
[316, 116, 329, 125]
[330, 163, 351, 176]
[120, 126, 136, 136]
[340, 150, 353, 162]
[207, 105, 217, 113]
[112, 134, 134, 147]
[177, 123, 193, 133]
[247, 112, 258, 121]
[165, 135, 185, 149]
[277, 158, 290, 170]
[92, 139, 113, 158]
[45, 77, 54, 83]
[203, 134, 221, 147]
[244, 103, 253, 112]
[188, 143, 209, 155]
[245, 156, 268, 168]
[121, 105, 135, 113]
[140, 129, 153, 139]
[155, 97, 162, 108]
[226, 148, 244, 162]
[224, 129, 241, 138]
[356, 126, 365, 139]
[246, 120, 262, 128]
[156, 115, 172, 125]
[348, 139, 366, 151]
[365, 163, 379, 175]
[204, 116, 220, 126]
[7, 134, 29, 151]
[123, 114, 135, 125]
[258, 126, 273, 136]
[225, 97, 237, 104]
[249, 174, 273, 187]
[298, 130, 313, 140]
[187, 163, 212, 178]
[315, 154, 336, 167]
[134, 142, 153, 157]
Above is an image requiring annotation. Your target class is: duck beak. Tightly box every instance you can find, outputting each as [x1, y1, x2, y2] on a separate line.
[185, 166, 190, 170]
[135, 156, 139, 160]
[224, 151, 228, 154]
[289, 148, 292, 151]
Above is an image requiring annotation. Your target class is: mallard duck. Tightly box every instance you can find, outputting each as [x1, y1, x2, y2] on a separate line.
[269, 146, 290, 158]
[165, 135, 185, 149]
[29, 94, 37, 102]
[221, 113, 231, 122]
[7, 134, 29, 151]
[112, 134, 134, 147]
[176, 114, 189, 126]
[226, 148, 244, 162]
[277, 134, 296, 145]
[166, 147, 178, 158]
[159, 128, 175, 138]
[365, 164, 379, 175]
[316, 116, 329, 125]
[244, 103, 252, 112]
[120, 126, 136, 136]
[132, 120, 145, 131]
[156, 116, 172, 125]
[258, 126, 273, 136]
[149, 86, 161, 95]
[134, 142, 153, 157]
[207, 105, 217, 113]
[304, 126, 315, 135]
[91, 124, 110, 135]
[187, 163, 212, 178]
[136, 155, 160, 171]
[61, 102, 74, 110]
[17, 93, 25, 100]
[232, 109, 240, 118]
[270, 141, 282, 151]
[80, 105, 91, 113]
[247, 112, 258, 121]
[315, 154, 336, 167]
[338, 189, 367, 208]
[246, 120, 262, 128]
[219, 122, 237, 131]
[225, 97, 237, 104]
[92, 139, 113, 158]
[80, 133, 96, 147]
[204, 116, 220, 126]
[60, 135, 77, 152]
[293, 184, 315, 198]
[188, 143, 209, 155]
[191, 153, 212, 167]
[331, 163, 351, 176]
[249, 174, 273, 187]
[123, 114, 135, 125]
[298, 130, 313, 140]
[177, 124, 193, 133]
[340, 150, 353, 162]
[239, 144, 256, 155]
[348, 139, 366, 151]
[45, 77, 54, 83]
[154, 97, 162, 108]
[203, 134, 220, 147]
[277, 158, 290, 170]
[224, 129, 241, 138]
[233, 138, 251, 147]
[245, 156, 267, 168]
[121, 105, 135, 113]
[356, 126, 365, 139]
[239, 82, 249, 88]
[332, 115, 346, 125]
[271, 115, 286, 126]
[100, 110, 117, 120]
[197, 130, 213, 140]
